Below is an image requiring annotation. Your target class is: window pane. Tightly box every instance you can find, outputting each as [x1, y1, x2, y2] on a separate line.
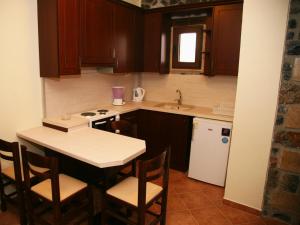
[179, 33, 197, 63]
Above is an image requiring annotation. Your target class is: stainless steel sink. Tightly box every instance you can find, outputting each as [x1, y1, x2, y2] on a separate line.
[154, 103, 194, 111]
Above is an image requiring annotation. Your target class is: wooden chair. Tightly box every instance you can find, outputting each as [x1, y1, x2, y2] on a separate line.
[0, 139, 26, 225]
[101, 147, 170, 225]
[21, 146, 94, 225]
[110, 119, 137, 177]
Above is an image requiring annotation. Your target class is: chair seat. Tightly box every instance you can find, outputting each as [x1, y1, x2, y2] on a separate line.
[2, 165, 48, 181]
[106, 176, 162, 206]
[31, 174, 87, 202]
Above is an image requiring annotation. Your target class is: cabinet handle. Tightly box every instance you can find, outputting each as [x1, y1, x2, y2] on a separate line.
[116, 59, 119, 69]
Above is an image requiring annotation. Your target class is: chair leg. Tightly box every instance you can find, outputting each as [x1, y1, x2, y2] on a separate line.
[0, 177, 7, 211]
[16, 184, 27, 225]
[53, 203, 62, 225]
[87, 186, 94, 225]
[25, 192, 35, 225]
[160, 193, 168, 225]
[137, 208, 146, 225]
[132, 160, 137, 177]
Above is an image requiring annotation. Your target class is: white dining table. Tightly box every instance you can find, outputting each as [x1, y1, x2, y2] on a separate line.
[17, 126, 146, 169]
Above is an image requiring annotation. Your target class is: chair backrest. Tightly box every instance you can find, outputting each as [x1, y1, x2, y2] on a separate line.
[137, 146, 170, 207]
[21, 146, 60, 203]
[0, 139, 22, 184]
[110, 120, 136, 137]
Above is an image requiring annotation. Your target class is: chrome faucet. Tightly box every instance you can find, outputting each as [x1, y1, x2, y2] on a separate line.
[175, 89, 182, 106]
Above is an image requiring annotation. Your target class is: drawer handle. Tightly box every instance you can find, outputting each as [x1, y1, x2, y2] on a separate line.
[95, 121, 107, 125]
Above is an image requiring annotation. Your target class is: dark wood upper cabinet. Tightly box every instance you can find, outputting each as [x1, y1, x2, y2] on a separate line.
[80, 0, 142, 73]
[212, 3, 243, 76]
[80, 0, 114, 66]
[143, 12, 162, 73]
[113, 4, 136, 73]
[37, 0, 80, 77]
[135, 10, 145, 72]
[37, 0, 242, 77]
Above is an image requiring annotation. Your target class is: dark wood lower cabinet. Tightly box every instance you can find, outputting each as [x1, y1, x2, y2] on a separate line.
[137, 110, 193, 172]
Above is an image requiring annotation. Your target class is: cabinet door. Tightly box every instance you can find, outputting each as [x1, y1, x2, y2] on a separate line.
[143, 12, 162, 72]
[80, 0, 114, 66]
[114, 4, 136, 73]
[164, 113, 192, 172]
[138, 110, 169, 158]
[58, 0, 80, 75]
[212, 3, 243, 76]
[120, 111, 139, 137]
[137, 110, 192, 171]
[38, 0, 80, 77]
[135, 10, 144, 72]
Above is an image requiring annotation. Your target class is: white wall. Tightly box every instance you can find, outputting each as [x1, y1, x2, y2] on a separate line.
[224, 0, 289, 210]
[0, 1, 43, 141]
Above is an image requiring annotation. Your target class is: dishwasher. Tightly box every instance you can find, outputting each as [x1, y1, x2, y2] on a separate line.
[188, 117, 232, 187]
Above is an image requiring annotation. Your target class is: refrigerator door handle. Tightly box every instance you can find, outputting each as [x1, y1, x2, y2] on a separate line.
[192, 121, 198, 141]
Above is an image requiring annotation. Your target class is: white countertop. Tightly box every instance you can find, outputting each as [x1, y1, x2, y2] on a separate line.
[43, 101, 233, 129]
[17, 126, 146, 168]
[109, 101, 234, 122]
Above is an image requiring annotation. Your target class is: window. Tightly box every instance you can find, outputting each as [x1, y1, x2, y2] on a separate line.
[171, 25, 206, 72]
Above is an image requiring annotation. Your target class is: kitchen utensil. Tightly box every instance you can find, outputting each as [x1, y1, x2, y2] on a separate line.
[132, 87, 146, 102]
[112, 86, 125, 105]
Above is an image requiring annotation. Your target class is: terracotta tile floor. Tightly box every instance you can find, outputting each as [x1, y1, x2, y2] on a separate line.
[0, 169, 281, 225]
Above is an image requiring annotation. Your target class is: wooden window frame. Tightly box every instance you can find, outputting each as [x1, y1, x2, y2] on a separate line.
[172, 25, 204, 70]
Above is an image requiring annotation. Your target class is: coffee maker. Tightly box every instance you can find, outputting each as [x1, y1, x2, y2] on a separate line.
[112, 86, 125, 105]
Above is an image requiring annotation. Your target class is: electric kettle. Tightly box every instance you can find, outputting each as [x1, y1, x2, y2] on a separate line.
[133, 87, 146, 102]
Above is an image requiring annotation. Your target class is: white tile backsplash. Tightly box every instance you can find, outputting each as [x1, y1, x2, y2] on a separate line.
[140, 73, 237, 108]
[44, 69, 136, 117]
[43, 70, 237, 117]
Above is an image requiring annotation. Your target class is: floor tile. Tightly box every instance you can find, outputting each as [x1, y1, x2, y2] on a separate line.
[167, 210, 198, 225]
[172, 178, 209, 194]
[1, 169, 270, 225]
[218, 205, 264, 225]
[178, 191, 214, 210]
[167, 194, 189, 212]
[0, 207, 20, 225]
[202, 184, 225, 202]
[191, 207, 232, 225]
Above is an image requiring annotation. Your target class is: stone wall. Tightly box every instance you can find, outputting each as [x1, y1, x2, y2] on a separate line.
[142, 0, 230, 9]
[263, 1, 300, 224]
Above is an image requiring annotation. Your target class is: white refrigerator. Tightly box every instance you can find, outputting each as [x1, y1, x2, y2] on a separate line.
[188, 117, 232, 187]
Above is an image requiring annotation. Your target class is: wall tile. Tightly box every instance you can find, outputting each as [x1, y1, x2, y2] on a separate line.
[140, 73, 237, 108]
[285, 104, 300, 128]
[270, 192, 300, 217]
[292, 57, 300, 81]
[275, 131, 300, 148]
[280, 150, 300, 174]
[44, 69, 136, 117]
[263, 0, 300, 223]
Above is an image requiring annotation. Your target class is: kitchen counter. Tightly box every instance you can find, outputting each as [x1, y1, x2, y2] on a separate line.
[43, 101, 233, 130]
[17, 126, 146, 168]
[108, 101, 233, 122]
[43, 116, 89, 132]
